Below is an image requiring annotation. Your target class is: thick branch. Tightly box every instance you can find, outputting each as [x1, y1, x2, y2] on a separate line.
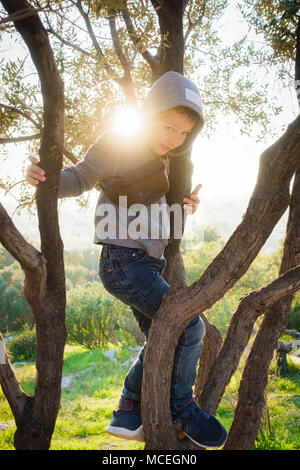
[0, 332, 31, 427]
[142, 114, 300, 449]
[295, 16, 300, 90]
[108, 10, 131, 77]
[1, 0, 67, 450]
[0, 201, 45, 276]
[198, 265, 300, 415]
[224, 164, 300, 450]
[107, 8, 136, 103]
[150, 0, 185, 74]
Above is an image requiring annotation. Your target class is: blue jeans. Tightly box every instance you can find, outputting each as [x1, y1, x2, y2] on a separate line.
[98, 244, 206, 414]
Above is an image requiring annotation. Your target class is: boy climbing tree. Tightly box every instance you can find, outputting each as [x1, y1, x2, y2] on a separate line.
[26, 71, 227, 449]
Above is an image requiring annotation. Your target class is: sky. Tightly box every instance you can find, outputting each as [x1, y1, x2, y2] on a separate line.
[0, 1, 299, 252]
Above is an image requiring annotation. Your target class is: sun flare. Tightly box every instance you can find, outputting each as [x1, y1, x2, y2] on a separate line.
[112, 107, 144, 136]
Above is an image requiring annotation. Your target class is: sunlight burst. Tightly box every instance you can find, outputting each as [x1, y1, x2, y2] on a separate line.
[112, 107, 144, 136]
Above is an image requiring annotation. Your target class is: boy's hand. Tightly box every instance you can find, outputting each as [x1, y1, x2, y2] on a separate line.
[182, 183, 202, 215]
[25, 155, 46, 186]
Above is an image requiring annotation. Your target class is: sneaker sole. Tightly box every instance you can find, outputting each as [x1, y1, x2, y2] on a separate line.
[174, 425, 227, 449]
[105, 424, 145, 442]
[106, 423, 226, 448]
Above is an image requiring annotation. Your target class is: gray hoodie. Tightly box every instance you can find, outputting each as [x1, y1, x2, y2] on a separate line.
[58, 71, 204, 259]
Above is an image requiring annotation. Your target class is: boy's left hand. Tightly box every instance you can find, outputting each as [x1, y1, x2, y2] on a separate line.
[182, 183, 202, 215]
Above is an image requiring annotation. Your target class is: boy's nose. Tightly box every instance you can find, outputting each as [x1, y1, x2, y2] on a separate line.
[167, 135, 184, 149]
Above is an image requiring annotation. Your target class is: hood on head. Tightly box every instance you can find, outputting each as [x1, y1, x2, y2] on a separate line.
[141, 71, 205, 156]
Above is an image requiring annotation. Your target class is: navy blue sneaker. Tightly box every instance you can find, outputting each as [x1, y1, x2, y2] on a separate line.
[105, 410, 144, 442]
[173, 401, 227, 449]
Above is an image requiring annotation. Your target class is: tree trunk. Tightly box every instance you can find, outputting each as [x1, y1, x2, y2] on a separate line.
[149, 2, 224, 442]
[223, 32, 300, 449]
[142, 114, 300, 449]
[0, 0, 66, 450]
[150, 0, 187, 78]
[224, 167, 300, 450]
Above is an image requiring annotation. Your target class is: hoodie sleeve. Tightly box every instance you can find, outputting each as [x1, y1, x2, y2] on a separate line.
[58, 132, 117, 198]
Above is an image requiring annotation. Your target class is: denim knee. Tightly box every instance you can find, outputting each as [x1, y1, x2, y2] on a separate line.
[182, 315, 206, 346]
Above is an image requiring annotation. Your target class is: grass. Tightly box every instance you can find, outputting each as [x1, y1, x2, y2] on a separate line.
[0, 344, 299, 450]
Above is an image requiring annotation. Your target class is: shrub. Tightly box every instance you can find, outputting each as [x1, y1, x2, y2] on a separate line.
[8, 325, 36, 361]
[66, 283, 120, 349]
[66, 283, 146, 349]
[287, 293, 300, 331]
[0, 262, 33, 330]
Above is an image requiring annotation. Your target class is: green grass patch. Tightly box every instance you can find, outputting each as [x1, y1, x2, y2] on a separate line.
[0, 345, 299, 450]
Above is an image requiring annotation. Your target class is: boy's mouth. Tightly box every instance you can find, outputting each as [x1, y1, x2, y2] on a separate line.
[161, 144, 171, 153]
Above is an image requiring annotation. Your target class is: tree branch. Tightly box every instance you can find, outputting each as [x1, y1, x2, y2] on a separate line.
[108, 9, 131, 79]
[0, 133, 41, 143]
[0, 102, 41, 128]
[46, 25, 93, 57]
[198, 264, 300, 416]
[142, 114, 300, 449]
[0, 201, 46, 297]
[120, 1, 158, 73]
[224, 159, 300, 450]
[295, 15, 300, 106]
[75, 0, 112, 74]
[107, 8, 136, 102]
[0, 101, 78, 163]
[0, 331, 31, 427]
[184, 0, 206, 46]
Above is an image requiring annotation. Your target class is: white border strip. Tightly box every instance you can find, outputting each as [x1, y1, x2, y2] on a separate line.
[0, 340, 6, 365]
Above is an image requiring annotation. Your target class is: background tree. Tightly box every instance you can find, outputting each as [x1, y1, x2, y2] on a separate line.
[0, 0, 66, 450]
[0, 0, 299, 450]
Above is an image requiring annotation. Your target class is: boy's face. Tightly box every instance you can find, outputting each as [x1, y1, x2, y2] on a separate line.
[144, 109, 195, 156]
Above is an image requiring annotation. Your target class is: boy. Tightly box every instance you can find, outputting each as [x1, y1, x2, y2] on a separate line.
[26, 71, 227, 449]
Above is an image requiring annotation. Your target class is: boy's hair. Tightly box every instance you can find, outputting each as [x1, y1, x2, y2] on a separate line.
[157, 105, 199, 125]
[172, 105, 200, 125]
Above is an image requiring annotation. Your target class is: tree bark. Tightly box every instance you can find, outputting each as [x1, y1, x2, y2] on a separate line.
[194, 318, 223, 401]
[142, 114, 300, 449]
[150, 0, 187, 76]
[198, 266, 300, 416]
[0, 0, 66, 450]
[151, 0, 224, 417]
[224, 166, 300, 450]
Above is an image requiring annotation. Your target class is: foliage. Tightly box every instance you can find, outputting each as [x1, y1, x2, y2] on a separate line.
[288, 292, 300, 330]
[0, 247, 14, 269]
[0, 238, 298, 342]
[0, 0, 292, 211]
[65, 264, 90, 290]
[239, 0, 299, 62]
[7, 324, 36, 362]
[0, 261, 33, 331]
[182, 240, 285, 335]
[65, 282, 144, 349]
[66, 283, 120, 349]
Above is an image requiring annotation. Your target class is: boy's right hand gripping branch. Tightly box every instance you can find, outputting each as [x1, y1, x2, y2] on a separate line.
[26, 155, 46, 186]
